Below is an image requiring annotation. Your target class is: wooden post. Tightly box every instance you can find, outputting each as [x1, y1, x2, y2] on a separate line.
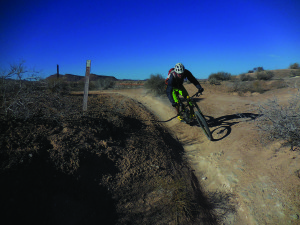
[83, 60, 91, 111]
[57, 64, 59, 79]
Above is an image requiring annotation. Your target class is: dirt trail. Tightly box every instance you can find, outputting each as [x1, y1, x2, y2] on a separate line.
[103, 84, 300, 225]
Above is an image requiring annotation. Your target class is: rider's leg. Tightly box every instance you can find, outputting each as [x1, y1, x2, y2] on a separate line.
[180, 86, 195, 117]
[172, 89, 180, 104]
[172, 89, 183, 121]
[179, 86, 189, 102]
[187, 96, 195, 117]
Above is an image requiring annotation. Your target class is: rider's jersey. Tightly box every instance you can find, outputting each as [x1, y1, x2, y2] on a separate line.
[166, 69, 201, 104]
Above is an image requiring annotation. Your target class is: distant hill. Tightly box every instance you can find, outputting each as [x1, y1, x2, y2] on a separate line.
[46, 73, 117, 82]
[236, 69, 300, 79]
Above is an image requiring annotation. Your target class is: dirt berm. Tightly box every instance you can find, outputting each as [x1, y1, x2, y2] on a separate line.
[1, 90, 218, 225]
[103, 81, 300, 225]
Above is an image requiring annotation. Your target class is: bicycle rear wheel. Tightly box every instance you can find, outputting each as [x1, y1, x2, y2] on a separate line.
[195, 111, 212, 141]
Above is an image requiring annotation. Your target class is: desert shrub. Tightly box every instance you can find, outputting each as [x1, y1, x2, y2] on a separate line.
[208, 72, 231, 82]
[252, 80, 267, 93]
[228, 79, 288, 95]
[290, 69, 300, 77]
[227, 80, 267, 94]
[226, 80, 249, 94]
[0, 79, 19, 107]
[256, 89, 300, 150]
[93, 78, 115, 90]
[289, 63, 300, 69]
[226, 80, 240, 93]
[248, 70, 254, 73]
[144, 74, 165, 95]
[268, 80, 288, 89]
[69, 80, 85, 91]
[254, 67, 264, 72]
[0, 67, 72, 120]
[209, 77, 221, 85]
[258, 67, 264, 72]
[46, 77, 71, 94]
[1, 81, 70, 120]
[0, 62, 51, 117]
[240, 74, 255, 81]
[256, 71, 274, 80]
[207, 191, 236, 222]
[154, 177, 193, 222]
[227, 80, 258, 95]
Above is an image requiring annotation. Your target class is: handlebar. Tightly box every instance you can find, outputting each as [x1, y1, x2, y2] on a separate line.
[177, 91, 202, 105]
[191, 91, 202, 98]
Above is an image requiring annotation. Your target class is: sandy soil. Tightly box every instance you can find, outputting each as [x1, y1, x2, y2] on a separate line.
[1, 79, 299, 224]
[102, 82, 300, 225]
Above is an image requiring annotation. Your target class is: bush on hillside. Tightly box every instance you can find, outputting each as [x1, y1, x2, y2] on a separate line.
[252, 80, 267, 93]
[68, 80, 85, 91]
[46, 76, 70, 94]
[290, 69, 300, 77]
[256, 89, 300, 150]
[226, 80, 267, 95]
[254, 67, 264, 72]
[208, 77, 221, 85]
[256, 71, 274, 80]
[0, 79, 71, 120]
[144, 74, 166, 95]
[240, 74, 255, 81]
[93, 78, 115, 90]
[0, 61, 61, 119]
[289, 63, 300, 69]
[208, 72, 231, 84]
[268, 79, 288, 89]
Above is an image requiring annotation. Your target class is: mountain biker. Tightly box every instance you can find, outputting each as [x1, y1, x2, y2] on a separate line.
[166, 63, 204, 121]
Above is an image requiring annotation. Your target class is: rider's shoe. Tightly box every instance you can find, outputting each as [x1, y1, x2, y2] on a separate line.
[178, 115, 186, 122]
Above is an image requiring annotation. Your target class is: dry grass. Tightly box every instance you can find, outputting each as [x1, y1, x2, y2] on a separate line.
[225, 80, 268, 95]
[144, 74, 166, 95]
[256, 88, 300, 150]
[154, 177, 193, 222]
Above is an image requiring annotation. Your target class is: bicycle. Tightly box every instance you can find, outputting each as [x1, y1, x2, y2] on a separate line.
[176, 92, 213, 141]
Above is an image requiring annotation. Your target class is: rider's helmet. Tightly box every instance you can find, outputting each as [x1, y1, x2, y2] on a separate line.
[174, 63, 185, 79]
[174, 63, 185, 74]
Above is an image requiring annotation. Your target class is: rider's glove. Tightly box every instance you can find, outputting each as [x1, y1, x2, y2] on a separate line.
[198, 87, 204, 94]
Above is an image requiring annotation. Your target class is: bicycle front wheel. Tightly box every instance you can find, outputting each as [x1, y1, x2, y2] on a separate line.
[195, 111, 212, 141]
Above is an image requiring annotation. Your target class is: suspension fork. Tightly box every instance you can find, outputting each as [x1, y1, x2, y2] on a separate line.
[186, 96, 195, 115]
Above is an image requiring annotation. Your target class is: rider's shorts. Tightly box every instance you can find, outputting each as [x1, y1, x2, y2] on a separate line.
[172, 86, 192, 106]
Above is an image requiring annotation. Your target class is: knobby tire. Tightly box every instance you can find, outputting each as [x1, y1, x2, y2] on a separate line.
[195, 111, 212, 141]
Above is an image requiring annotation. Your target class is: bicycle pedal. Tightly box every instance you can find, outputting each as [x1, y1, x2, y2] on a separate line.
[177, 116, 183, 121]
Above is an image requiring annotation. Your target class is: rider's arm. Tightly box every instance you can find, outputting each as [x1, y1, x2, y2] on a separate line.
[186, 70, 202, 90]
[166, 75, 176, 105]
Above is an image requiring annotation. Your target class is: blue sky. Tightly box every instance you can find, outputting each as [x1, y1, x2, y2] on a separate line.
[1, 0, 300, 80]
